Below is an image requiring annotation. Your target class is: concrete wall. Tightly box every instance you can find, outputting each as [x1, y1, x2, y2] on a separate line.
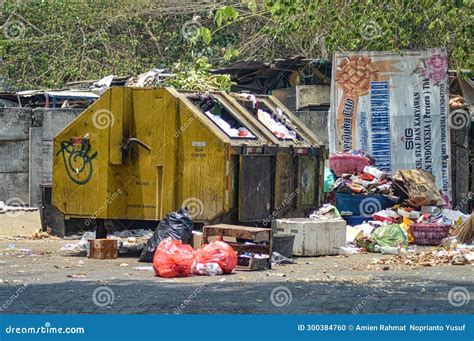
[294, 110, 329, 146]
[29, 109, 82, 206]
[0, 108, 82, 207]
[0, 108, 32, 205]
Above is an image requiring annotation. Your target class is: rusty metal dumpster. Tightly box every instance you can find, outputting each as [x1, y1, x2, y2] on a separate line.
[225, 92, 326, 217]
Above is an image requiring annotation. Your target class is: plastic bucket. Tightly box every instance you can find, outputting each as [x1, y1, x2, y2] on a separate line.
[335, 192, 396, 216]
[343, 215, 369, 226]
[272, 234, 295, 258]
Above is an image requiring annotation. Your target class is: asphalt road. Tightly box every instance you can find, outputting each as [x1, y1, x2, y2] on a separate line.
[0, 239, 472, 314]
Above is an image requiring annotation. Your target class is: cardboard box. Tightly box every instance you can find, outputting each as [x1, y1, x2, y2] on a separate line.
[191, 231, 203, 250]
[88, 239, 118, 259]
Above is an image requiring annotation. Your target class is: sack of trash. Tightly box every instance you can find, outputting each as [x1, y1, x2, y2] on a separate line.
[363, 224, 408, 252]
[153, 238, 195, 278]
[139, 208, 193, 262]
[192, 239, 237, 275]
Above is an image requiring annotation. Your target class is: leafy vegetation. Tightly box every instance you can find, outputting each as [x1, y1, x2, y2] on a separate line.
[0, 0, 471, 90]
[168, 57, 233, 91]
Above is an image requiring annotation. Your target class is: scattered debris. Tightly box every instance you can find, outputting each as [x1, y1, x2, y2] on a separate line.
[66, 273, 87, 278]
[32, 227, 52, 239]
[367, 248, 474, 269]
[133, 266, 154, 272]
[271, 251, 294, 265]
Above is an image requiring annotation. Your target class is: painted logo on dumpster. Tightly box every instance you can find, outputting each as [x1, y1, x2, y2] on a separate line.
[56, 137, 97, 185]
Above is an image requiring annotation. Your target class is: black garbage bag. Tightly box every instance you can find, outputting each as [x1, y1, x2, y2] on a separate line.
[138, 208, 193, 262]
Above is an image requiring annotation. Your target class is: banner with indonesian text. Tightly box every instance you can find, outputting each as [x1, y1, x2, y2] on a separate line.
[329, 48, 451, 197]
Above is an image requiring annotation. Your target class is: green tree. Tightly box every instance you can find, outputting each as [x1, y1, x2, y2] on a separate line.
[0, 0, 471, 90]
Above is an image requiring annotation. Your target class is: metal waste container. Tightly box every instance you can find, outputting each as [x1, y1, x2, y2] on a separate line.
[225, 92, 326, 217]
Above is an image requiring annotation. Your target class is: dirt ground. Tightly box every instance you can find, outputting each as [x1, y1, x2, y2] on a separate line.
[0, 238, 472, 314]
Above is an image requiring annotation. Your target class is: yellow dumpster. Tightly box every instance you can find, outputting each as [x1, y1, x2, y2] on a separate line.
[53, 87, 275, 232]
[52, 87, 325, 236]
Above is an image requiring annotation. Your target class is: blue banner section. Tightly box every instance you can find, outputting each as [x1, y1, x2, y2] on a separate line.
[0, 314, 472, 340]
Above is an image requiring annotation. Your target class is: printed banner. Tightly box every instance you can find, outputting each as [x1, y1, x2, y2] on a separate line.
[329, 48, 451, 197]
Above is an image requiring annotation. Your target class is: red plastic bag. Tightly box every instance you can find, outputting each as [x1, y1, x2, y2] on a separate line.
[153, 238, 194, 278]
[193, 239, 237, 275]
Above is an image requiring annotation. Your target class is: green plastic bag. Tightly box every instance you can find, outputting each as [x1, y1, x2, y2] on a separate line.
[370, 224, 408, 251]
[323, 166, 336, 193]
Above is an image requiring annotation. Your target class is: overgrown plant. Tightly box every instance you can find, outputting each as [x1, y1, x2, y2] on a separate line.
[168, 57, 233, 91]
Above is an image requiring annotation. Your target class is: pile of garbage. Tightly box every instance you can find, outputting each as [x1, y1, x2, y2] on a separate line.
[60, 229, 153, 254]
[234, 93, 298, 140]
[325, 150, 473, 258]
[154, 237, 238, 277]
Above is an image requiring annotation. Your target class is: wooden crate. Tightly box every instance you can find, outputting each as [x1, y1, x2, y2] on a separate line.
[203, 224, 272, 270]
[88, 239, 118, 259]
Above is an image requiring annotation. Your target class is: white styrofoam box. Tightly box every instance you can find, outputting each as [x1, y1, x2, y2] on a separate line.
[272, 218, 346, 256]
